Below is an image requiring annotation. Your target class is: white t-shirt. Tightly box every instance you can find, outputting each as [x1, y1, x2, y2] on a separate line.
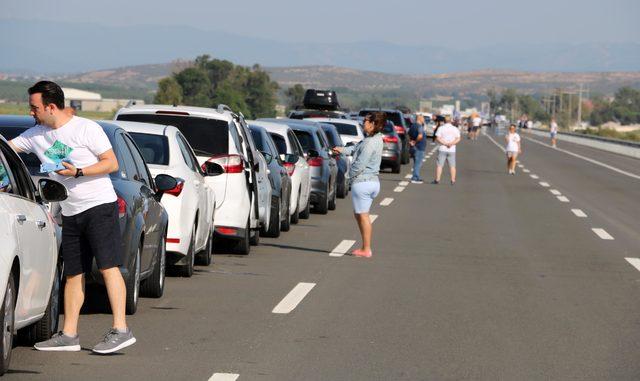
[472, 117, 482, 127]
[550, 122, 558, 133]
[506, 132, 521, 152]
[12, 116, 117, 216]
[435, 123, 461, 153]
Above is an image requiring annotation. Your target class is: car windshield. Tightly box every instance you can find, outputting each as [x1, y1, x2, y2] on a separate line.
[0, 126, 41, 175]
[293, 130, 315, 152]
[129, 133, 170, 165]
[359, 111, 403, 126]
[269, 133, 287, 155]
[329, 122, 359, 136]
[117, 114, 229, 157]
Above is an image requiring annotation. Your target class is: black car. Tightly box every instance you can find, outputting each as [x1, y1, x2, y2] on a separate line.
[359, 108, 410, 164]
[381, 121, 402, 174]
[248, 124, 293, 238]
[319, 123, 349, 198]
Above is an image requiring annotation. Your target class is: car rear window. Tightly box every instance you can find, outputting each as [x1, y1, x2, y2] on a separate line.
[129, 133, 170, 165]
[0, 126, 41, 175]
[358, 110, 403, 126]
[293, 130, 315, 152]
[383, 122, 394, 134]
[269, 133, 287, 155]
[329, 122, 359, 136]
[322, 128, 342, 147]
[117, 114, 229, 157]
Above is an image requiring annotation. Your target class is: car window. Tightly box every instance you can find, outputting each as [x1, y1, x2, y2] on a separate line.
[129, 132, 169, 165]
[228, 121, 244, 155]
[288, 130, 304, 156]
[250, 128, 264, 152]
[112, 133, 136, 180]
[0, 151, 16, 195]
[0, 141, 35, 199]
[123, 134, 152, 187]
[330, 122, 359, 136]
[270, 133, 287, 155]
[316, 131, 328, 149]
[293, 130, 314, 152]
[177, 133, 202, 173]
[176, 133, 197, 171]
[264, 133, 280, 158]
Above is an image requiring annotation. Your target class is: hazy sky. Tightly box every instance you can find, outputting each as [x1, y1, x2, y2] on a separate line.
[2, 0, 639, 48]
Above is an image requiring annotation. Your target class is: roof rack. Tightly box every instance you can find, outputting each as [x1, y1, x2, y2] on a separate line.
[217, 104, 232, 113]
[124, 100, 137, 108]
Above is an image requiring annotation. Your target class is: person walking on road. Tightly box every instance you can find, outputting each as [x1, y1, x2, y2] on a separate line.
[433, 115, 461, 185]
[505, 124, 522, 174]
[408, 114, 427, 184]
[470, 113, 482, 140]
[9, 81, 136, 354]
[550, 117, 559, 148]
[332, 112, 384, 258]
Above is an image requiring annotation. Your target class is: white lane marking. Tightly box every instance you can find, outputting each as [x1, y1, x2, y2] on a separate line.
[399, 181, 409, 186]
[524, 136, 640, 181]
[329, 239, 356, 257]
[209, 373, 239, 381]
[370, 214, 378, 223]
[522, 169, 530, 173]
[380, 197, 394, 206]
[394, 186, 405, 192]
[571, 209, 587, 218]
[550, 189, 562, 196]
[625, 258, 640, 272]
[592, 228, 614, 240]
[557, 196, 570, 202]
[539, 182, 550, 187]
[405, 174, 412, 179]
[517, 164, 524, 168]
[530, 174, 539, 179]
[485, 134, 506, 152]
[272, 282, 316, 314]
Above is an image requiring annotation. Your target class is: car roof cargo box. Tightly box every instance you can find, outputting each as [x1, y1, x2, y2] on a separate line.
[303, 89, 340, 111]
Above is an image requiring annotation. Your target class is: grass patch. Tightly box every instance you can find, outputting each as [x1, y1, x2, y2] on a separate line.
[0, 103, 114, 120]
[579, 127, 640, 142]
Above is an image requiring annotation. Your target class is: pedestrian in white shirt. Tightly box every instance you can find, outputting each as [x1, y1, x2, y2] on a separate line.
[505, 124, 522, 175]
[550, 117, 559, 148]
[433, 115, 461, 185]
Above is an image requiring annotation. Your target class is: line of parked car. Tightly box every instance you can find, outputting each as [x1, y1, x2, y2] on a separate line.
[0, 88, 419, 374]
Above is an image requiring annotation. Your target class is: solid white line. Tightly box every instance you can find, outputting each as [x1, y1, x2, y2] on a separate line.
[380, 197, 394, 206]
[571, 209, 587, 218]
[272, 282, 316, 314]
[370, 214, 378, 223]
[539, 182, 550, 187]
[394, 186, 405, 192]
[524, 136, 640, 181]
[485, 134, 506, 152]
[592, 228, 614, 240]
[209, 373, 239, 381]
[530, 174, 539, 179]
[329, 239, 356, 257]
[399, 181, 409, 186]
[557, 196, 570, 202]
[625, 258, 640, 272]
[550, 189, 562, 196]
[522, 169, 530, 173]
[405, 174, 412, 179]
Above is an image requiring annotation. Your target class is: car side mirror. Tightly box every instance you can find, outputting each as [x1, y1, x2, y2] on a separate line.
[261, 151, 273, 165]
[154, 174, 178, 201]
[38, 178, 68, 202]
[307, 149, 319, 158]
[284, 153, 299, 164]
[203, 161, 224, 176]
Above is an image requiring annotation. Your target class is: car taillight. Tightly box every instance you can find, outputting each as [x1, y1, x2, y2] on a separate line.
[308, 156, 323, 167]
[202, 154, 244, 174]
[117, 196, 126, 218]
[284, 162, 295, 176]
[217, 226, 237, 235]
[383, 136, 398, 143]
[165, 179, 185, 197]
[166, 238, 180, 243]
[394, 125, 405, 134]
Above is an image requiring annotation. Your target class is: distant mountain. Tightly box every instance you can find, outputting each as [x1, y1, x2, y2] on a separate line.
[1, 19, 639, 74]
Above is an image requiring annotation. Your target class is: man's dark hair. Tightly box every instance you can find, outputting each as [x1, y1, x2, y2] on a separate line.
[28, 81, 65, 110]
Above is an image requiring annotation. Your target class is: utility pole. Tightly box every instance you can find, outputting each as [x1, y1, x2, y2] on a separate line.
[577, 84, 583, 128]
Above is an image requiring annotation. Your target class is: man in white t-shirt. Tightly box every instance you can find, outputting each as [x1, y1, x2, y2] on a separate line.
[9, 81, 135, 354]
[433, 115, 461, 185]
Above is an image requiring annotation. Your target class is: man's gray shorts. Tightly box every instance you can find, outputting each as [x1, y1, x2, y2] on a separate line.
[437, 150, 456, 167]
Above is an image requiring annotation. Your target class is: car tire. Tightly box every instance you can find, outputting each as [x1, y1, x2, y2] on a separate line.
[280, 194, 291, 232]
[196, 226, 213, 266]
[299, 195, 311, 219]
[179, 225, 196, 278]
[337, 178, 347, 199]
[141, 227, 166, 297]
[32, 262, 61, 341]
[290, 191, 300, 225]
[262, 198, 281, 238]
[392, 161, 401, 174]
[328, 183, 337, 211]
[125, 246, 141, 315]
[315, 189, 329, 215]
[0, 272, 16, 376]
[234, 219, 251, 255]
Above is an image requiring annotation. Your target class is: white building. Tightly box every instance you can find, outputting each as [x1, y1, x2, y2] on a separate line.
[62, 87, 144, 112]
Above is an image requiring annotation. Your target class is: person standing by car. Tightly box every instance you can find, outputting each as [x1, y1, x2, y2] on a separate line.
[332, 112, 384, 258]
[505, 124, 522, 174]
[8, 81, 136, 354]
[550, 117, 559, 148]
[433, 115, 461, 185]
[408, 114, 426, 184]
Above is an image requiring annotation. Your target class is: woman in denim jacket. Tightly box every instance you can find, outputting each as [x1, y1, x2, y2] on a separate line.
[333, 112, 385, 257]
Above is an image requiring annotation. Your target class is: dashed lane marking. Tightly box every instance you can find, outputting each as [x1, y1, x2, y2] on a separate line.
[592, 228, 614, 240]
[394, 186, 405, 192]
[329, 240, 357, 257]
[625, 258, 640, 272]
[405, 174, 412, 179]
[370, 214, 378, 223]
[517, 164, 524, 168]
[209, 373, 239, 381]
[530, 174, 539, 179]
[399, 181, 409, 186]
[557, 196, 570, 202]
[571, 209, 587, 218]
[380, 198, 394, 206]
[522, 169, 530, 173]
[550, 189, 562, 196]
[272, 282, 316, 314]
[539, 182, 550, 187]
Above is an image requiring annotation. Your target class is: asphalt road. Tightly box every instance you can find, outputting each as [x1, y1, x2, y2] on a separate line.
[5, 129, 640, 380]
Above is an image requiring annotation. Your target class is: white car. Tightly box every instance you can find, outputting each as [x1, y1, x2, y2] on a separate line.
[115, 104, 262, 255]
[306, 118, 364, 146]
[254, 120, 312, 220]
[0, 136, 67, 375]
[116, 121, 217, 276]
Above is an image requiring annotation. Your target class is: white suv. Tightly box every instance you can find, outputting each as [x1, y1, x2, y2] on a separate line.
[115, 121, 217, 276]
[115, 105, 261, 255]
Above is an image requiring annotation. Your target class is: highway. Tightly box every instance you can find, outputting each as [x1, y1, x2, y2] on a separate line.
[5, 129, 640, 380]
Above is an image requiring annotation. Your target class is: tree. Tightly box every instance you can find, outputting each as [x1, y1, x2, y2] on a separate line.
[285, 84, 305, 111]
[154, 77, 183, 105]
[174, 67, 211, 107]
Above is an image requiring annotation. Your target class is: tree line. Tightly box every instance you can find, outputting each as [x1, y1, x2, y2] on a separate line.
[155, 55, 279, 119]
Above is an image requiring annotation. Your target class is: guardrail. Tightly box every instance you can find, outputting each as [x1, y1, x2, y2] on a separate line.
[526, 128, 640, 159]
[531, 128, 640, 148]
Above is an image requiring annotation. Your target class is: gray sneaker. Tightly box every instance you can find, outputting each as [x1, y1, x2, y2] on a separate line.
[92, 328, 136, 354]
[34, 331, 81, 352]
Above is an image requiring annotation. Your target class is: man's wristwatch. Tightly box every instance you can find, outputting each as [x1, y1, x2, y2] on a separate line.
[74, 168, 84, 178]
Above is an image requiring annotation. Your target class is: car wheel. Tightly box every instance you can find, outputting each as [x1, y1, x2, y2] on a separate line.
[328, 182, 337, 211]
[125, 246, 141, 315]
[0, 272, 16, 376]
[262, 197, 281, 238]
[392, 161, 401, 174]
[32, 262, 61, 341]
[315, 187, 329, 215]
[290, 191, 300, 225]
[179, 225, 196, 277]
[141, 227, 166, 297]
[337, 177, 347, 198]
[280, 194, 291, 232]
[234, 219, 251, 255]
[196, 226, 213, 266]
[299, 194, 311, 219]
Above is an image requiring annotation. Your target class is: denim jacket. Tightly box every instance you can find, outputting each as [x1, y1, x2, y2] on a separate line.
[343, 132, 383, 184]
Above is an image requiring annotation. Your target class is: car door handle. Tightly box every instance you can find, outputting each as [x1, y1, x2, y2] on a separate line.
[36, 220, 46, 230]
[16, 214, 26, 224]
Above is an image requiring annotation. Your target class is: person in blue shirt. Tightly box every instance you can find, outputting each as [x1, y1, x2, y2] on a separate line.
[332, 112, 385, 258]
[408, 115, 427, 183]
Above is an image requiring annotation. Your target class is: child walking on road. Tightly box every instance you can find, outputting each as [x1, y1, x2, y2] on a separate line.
[505, 124, 522, 174]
